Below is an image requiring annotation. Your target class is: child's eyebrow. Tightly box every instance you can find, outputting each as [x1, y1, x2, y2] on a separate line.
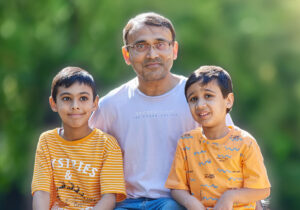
[203, 88, 215, 93]
[59, 92, 71, 96]
[187, 88, 216, 98]
[59, 91, 91, 96]
[187, 91, 195, 99]
[79, 91, 91, 95]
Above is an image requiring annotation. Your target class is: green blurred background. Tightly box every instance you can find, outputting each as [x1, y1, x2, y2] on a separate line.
[1, 0, 299, 209]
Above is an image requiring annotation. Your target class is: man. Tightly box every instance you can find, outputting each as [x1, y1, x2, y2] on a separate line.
[90, 12, 234, 209]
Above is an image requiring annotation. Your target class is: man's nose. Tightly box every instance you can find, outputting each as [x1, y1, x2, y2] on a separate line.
[146, 45, 159, 58]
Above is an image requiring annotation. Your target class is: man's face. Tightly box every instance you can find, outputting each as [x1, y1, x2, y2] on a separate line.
[124, 25, 178, 82]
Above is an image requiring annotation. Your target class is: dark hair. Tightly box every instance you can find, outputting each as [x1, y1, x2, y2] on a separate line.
[123, 12, 176, 45]
[185, 65, 233, 113]
[51, 66, 97, 103]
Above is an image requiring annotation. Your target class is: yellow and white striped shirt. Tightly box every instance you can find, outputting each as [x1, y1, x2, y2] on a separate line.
[32, 128, 126, 209]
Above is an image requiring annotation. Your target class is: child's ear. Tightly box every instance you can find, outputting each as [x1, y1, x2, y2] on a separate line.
[92, 95, 99, 111]
[122, 46, 131, 65]
[49, 96, 58, 112]
[226, 93, 234, 111]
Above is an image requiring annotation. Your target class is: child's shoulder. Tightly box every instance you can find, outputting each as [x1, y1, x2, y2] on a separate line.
[231, 125, 257, 144]
[93, 128, 120, 149]
[39, 128, 59, 141]
[179, 127, 202, 141]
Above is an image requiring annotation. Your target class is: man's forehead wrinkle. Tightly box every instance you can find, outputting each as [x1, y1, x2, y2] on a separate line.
[128, 24, 171, 43]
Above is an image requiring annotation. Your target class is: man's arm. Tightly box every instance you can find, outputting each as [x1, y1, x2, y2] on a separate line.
[93, 193, 116, 210]
[213, 188, 270, 210]
[171, 189, 205, 210]
[33, 190, 50, 210]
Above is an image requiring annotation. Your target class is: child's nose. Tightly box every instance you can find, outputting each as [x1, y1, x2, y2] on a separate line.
[196, 99, 206, 108]
[71, 100, 80, 110]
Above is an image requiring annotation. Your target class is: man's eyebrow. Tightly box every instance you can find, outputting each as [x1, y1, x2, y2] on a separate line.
[156, 38, 168, 42]
[134, 40, 147, 44]
[134, 38, 168, 44]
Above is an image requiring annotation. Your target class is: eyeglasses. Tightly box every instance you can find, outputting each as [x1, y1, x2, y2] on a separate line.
[125, 40, 174, 53]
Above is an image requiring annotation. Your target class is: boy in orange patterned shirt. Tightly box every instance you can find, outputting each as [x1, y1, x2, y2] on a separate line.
[165, 66, 270, 209]
[32, 67, 126, 210]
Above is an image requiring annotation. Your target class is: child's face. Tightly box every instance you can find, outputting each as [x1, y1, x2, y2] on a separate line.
[49, 82, 98, 130]
[186, 79, 233, 128]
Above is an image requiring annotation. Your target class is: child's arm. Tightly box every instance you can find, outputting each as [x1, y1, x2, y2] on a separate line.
[32, 190, 50, 210]
[213, 188, 270, 210]
[93, 193, 116, 210]
[171, 189, 206, 210]
[256, 200, 263, 210]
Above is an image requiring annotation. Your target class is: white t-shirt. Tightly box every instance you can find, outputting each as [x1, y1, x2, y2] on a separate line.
[89, 75, 233, 199]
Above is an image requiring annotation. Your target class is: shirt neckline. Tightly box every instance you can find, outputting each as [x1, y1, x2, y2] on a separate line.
[199, 126, 235, 144]
[134, 75, 185, 100]
[54, 128, 97, 145]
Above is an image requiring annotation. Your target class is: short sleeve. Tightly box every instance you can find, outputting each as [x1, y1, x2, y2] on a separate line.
[165, 139, 189, 190]
[226, 113, 234, 126]
[89, 97, 114, 133]
[100, 137, 126, 202]
[31, 135, 52, 194]
[242, 138, 271, 189]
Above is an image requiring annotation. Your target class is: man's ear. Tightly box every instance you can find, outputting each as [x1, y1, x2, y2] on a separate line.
[122, 46, 131, 65]
[92, 95, 99, 112]
[49, 96, 58, 112]
[173, 41, 178, 60]
[226, 93, 234, 111]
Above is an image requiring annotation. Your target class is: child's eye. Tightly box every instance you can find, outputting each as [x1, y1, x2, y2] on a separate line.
[80, 96, 88, 101]
[62, 97, 71, 101]
[204, 94, 213, 99]
[189, 96, 198, 103]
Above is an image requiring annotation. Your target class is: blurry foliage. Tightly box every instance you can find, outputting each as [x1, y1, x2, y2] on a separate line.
[0, 0, 300, 209]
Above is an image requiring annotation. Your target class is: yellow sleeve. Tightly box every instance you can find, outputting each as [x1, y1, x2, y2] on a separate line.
[242, 138, 271, 189]
[100, 136, 126, 202]
[165, 138, 190, 190]
[31, 134, 52, 195]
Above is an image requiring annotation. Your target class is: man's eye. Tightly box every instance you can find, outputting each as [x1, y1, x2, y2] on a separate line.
[135, 43, 147, 50]
[62, 97, 71, 101]
[80, 96, 88, 101]
[155, 42, 167, 50]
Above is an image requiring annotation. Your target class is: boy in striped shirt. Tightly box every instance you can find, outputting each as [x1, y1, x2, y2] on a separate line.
[32, 67, 126, 210]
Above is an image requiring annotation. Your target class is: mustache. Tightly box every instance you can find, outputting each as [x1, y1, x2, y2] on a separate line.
[143, 58, 162, 65]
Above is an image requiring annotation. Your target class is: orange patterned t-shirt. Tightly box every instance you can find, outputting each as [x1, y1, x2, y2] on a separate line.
[165, 126, 270, 209]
